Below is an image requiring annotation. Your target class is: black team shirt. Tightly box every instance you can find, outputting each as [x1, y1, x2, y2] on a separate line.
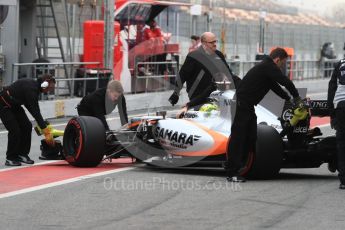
[236, 56, 299, 106]
[6, 78, 47, 129]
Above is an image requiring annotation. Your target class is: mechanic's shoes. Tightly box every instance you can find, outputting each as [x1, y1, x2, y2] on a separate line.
[226, 175, 246, 183]
[5, 159, 22, 166]
[339, 184, 345, 190]
[17, 155, 35, 164]
[5, 155, 34, 166]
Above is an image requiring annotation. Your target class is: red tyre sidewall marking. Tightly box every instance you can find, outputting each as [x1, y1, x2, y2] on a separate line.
[67, 119, 83, 161]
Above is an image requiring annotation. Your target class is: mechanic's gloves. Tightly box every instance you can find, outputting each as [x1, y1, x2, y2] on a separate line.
[42, 126, 55, 147]
[168, 91, 179, 106]
[283, 95, 291, 105]
[176, 105, 188, 119]
[292, 96, 303, 107]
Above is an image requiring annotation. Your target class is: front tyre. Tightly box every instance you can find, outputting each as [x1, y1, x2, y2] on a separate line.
[63, 116, 105, 167]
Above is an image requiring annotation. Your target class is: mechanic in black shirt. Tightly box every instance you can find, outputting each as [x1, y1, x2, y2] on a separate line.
[0, 74, 56, 166]
[168, 32, 241, 116]
[226, 47, 301, 182]
[327, 58, 345, 190]
[77, 80, 128, 130]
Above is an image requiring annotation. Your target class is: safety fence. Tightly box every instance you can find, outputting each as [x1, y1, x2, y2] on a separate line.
[11, 62, 113, 99]
[11, 60, 179, 97]
[228, 59, 338, 81]
[288, 59, 338, 80]
[10, 58, 339, 101]
[134, 60, 178, 93]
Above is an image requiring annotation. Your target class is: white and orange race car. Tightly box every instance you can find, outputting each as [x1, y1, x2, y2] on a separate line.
[62, 89, 337, 179]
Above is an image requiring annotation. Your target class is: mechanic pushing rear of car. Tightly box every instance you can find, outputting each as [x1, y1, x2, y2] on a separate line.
[76, 80, 128, 130]
[168, 31, 241, 116]
[226, 47, 301, 182]
[327, 58, 345, 190]
[0, 74, 56, 166]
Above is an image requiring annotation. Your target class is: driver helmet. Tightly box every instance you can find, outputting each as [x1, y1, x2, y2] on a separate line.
[199, 103, 219, 112]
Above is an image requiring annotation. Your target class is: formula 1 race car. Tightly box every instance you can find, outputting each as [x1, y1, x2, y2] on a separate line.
[62, 89, 337, 179]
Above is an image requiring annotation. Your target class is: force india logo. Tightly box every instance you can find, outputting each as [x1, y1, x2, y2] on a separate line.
[154, 127, 201, 149]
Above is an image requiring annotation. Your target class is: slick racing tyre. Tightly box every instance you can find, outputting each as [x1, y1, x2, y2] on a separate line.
[246, 124, 283, 179]
[63, 116, 105, 167]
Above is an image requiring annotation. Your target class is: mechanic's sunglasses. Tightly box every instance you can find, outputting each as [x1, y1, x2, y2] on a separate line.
[205, 40, 218, 44]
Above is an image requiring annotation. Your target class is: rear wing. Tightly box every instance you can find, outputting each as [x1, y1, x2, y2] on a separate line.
[260, 89, 330, 118]
[309, 100, 330, 117]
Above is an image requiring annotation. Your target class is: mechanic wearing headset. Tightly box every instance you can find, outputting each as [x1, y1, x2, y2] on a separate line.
[77, 80, 128, 130]
[327, 58, 345, 190]
[226, 47, 301, 182]
[0, 74, 56, 166]
[168, 31, 241, 116]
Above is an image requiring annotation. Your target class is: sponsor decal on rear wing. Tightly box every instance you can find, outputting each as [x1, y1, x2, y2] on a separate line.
[309, 100, 330, 117]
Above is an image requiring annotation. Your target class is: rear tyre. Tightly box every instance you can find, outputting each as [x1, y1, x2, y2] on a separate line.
[245, 124, 283, 179]
[63, 116, 105, 167]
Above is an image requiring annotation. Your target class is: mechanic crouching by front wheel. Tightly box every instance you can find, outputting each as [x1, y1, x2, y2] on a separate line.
[226, 48, 301, 182]
[327, 58, 345, 190]
[0, 74, 56, 166]
[76, 80, 128, 131]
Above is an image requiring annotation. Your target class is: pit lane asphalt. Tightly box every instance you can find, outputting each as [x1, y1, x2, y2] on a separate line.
[0, 93, 343, 230]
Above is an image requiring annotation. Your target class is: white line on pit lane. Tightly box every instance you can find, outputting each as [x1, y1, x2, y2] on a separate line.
[0, 160, 61, 172]
[317, 124, 331, 128]
[0, 167, 135, 199]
